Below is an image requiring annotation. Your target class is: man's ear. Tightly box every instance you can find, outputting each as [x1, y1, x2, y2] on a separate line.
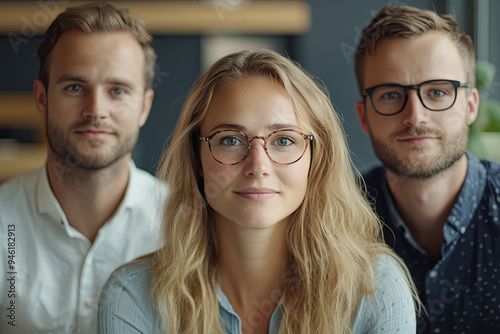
[356, 100, 370, 135]
[466, 87, 480, 125]
[33, 79, 47, 117]
[139, 88, 154, 127]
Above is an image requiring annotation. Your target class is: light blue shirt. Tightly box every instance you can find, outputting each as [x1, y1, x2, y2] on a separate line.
[98, 255, 415, 333]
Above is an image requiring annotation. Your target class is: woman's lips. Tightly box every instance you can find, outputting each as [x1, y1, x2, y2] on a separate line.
[235, 188, 278, 200]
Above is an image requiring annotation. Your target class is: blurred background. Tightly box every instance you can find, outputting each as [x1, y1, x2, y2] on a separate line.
[1, 0, 499, 182]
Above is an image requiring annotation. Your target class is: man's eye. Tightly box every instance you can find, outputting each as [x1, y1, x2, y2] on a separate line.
[430, 90, 446, 97]
[111, 88, 126, 95]
[66, 84, 82, 92]
[383, 92, 400, 100]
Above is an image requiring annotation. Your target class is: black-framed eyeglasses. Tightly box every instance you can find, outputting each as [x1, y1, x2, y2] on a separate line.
[364, 79, 471, 116]
[199, 129, 313, 165]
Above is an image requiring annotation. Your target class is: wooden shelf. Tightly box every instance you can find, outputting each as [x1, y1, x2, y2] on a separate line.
[0, 1, 310, 35]
[0, 92, 44, 142]
[0, 92, 45, 182]
[0, 142, 46, 182]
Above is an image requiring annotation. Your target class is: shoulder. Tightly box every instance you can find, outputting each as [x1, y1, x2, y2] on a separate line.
[129, 165, 169, 201]
[467, 155, 500, 204]
[0, 168, 40, 197]
[98, 257, 158, 333]
[0, 169, 41, 218]
[467, 153, 500, 182]
[100, 257, 153, 302]
[352, 255, 416, 333]
[372, 255, 408, 288]
[361, 165, 386, 193]
[479, 159, 500, 185]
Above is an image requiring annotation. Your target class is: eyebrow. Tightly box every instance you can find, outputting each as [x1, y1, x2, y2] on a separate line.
[55, 75, 135, 88]
[56, 75, 86, 85]
[209, 123, 245, 133]
[209, 123, 302, 133]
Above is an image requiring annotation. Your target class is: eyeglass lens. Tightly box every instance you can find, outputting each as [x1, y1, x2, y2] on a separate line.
[209, 130, 308, 164]
[370, 80, 458, 115]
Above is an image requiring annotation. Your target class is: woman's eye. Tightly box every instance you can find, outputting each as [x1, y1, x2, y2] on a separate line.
[275, 136, 294, 146]
[221, 136, 241, 146]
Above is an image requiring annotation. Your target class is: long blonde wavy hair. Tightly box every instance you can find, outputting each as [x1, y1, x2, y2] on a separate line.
[153, 49, 414, 333]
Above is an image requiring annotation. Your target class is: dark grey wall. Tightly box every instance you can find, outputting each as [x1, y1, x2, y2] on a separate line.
[2, 0, 484, 175]
[0, 32, 202, 174]
[133, 36, 201, 174]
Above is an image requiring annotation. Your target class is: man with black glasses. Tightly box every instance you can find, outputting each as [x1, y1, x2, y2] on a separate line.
[354, 5, 500, 334]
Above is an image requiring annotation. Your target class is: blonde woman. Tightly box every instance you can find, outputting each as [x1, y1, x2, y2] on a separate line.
[98, 49, 418, 333]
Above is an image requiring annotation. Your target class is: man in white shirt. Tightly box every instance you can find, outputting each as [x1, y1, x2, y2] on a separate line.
[0, 3, 167, 333]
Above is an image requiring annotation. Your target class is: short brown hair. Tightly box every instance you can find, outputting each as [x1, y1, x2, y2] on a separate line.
[38, 2, 157, 89]
[355, 6, 475, 94]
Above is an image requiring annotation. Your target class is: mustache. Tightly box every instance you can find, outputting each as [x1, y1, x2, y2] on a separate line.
[72, 121, 117, 133]
[392, 126, 442, 138]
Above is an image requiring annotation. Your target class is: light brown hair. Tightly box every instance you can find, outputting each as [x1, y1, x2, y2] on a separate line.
[355, 6, 475, 94]
[38, 2, 156, 89]
[152, 49, 417, 333]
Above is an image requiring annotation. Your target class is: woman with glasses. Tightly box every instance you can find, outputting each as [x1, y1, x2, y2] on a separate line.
[98, 49, 419, 333]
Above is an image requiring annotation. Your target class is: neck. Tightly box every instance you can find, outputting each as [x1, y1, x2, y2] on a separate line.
[216, 216, 288, 331]
[385, 154, 468, 261]
[46, 151, 132, 242]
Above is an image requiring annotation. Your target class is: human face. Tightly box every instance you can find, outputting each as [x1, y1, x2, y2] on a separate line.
[199, 76, 311, 230]
[34, 30, 153, 170]
[356, 31, 478, 178]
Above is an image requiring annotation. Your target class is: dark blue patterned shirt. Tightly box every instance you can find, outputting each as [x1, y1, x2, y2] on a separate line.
[363, 152, 500, 334]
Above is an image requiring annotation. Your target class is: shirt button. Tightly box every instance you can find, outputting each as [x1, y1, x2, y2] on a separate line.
[429, 270, 438, 279]
[85, 299, 95, 308]
[433, 328, 441, 333]
[460, 226, 466, 234]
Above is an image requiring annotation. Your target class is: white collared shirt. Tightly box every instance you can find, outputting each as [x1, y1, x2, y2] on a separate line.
[0, 161, 167, 334]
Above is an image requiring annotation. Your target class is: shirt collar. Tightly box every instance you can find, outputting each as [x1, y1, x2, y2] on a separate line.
[381, 152, 487, 245]
[116, 160, 141, 213]
[35, 160, 138, 224]
[445, 152, 487, 232]
[216, 282, 283, 332]
[216, 282, 234, 313]
[36, 162, 61, 215]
